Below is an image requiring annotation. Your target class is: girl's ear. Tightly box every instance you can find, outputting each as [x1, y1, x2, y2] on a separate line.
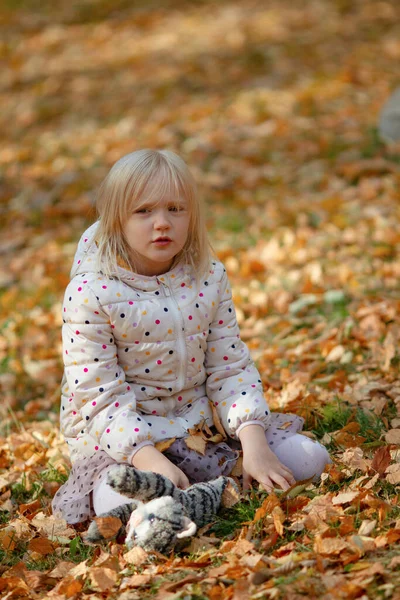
[176, 517, 197, 539]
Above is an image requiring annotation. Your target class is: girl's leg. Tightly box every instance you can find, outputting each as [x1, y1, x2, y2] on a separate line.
[272, 434, 331, 481]
[92, 467, 132, 515]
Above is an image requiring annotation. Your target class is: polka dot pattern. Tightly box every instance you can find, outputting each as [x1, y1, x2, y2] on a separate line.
[60, 223, 271, 487]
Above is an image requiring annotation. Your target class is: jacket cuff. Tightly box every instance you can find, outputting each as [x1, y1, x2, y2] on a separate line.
[236, 420, 265, 437]
[128, 441, 155, 463]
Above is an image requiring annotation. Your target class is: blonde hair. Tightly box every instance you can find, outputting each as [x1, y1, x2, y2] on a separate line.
[95, 149, 212, 278]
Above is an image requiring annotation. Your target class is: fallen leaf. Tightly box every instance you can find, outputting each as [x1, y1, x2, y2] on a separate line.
[155, 438, 176, 453]
[221, 480, 240, 508]
[123, 546, 149, 566]
[209, 401, 228, 439]
[184, 434, 207, 455]
[47, 576, 83, 598]
[385, 429, 400, 444]
[92, 516, 122, 539]
[272, 506, 285, 536]
[120, 574, 152, 590]
[358, 520, 377, 536]
[332, 491, 360, 505]
[89, 567, 118, 592]
[385, 463, 400, 485]
[28, 536, 56, 555]
[371, 445, 392, 477]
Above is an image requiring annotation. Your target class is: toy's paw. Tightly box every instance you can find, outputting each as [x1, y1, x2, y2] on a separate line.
[107, 464, 137, 495]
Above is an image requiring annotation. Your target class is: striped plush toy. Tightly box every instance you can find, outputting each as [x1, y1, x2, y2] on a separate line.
[86, 464, 235, 553]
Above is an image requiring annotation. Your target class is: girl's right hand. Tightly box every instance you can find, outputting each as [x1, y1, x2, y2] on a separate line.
[131, 444, 189, 489]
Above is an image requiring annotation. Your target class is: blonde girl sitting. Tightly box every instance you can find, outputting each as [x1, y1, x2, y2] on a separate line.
[52, 149, 330, 524]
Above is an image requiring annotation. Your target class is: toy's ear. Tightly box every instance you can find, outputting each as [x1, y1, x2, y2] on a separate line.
[176, 516, 197, 539]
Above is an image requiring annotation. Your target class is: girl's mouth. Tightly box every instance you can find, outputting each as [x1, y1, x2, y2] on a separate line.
[153, 237, 172, 246]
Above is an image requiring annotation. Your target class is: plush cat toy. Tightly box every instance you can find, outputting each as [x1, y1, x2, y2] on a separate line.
[86, 465, 235, 554]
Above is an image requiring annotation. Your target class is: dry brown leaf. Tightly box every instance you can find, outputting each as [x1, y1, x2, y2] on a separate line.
[230, 455, 243, 477]
[28, 536, 56, 555]
[120, 574, 152, 590]
[208, 400, 227, 439]
[385, 429, 400, 444]
[371, 445, 392, 476]
[358, 520, 377, 536]
[92, 516, 122, 539]
[221, 480, 240, 508]
[272, 505, 285, 536]
[332, 491, 360, 505]
[184, 434, 207, 455]
[89, 567, 118, 592]
[155, 438, 176, 453]
[48, 561, 75, 579]
[253, 493, 280, 522]
[47, 576, 83, 598]
[383, 332, 396, 371]
[207, 433, 225, 444]
[385, 463, 400, 485]
[313, 535, 349, 556]
[123, 546, 149, 566]
[0, 526, 17, 551]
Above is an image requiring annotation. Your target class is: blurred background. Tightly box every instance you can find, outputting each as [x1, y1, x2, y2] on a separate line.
[0, 0, 399, 431]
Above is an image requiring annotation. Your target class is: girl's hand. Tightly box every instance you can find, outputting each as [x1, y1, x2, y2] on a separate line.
[239, 425, 296, 492]
[131, 444, 189, 489]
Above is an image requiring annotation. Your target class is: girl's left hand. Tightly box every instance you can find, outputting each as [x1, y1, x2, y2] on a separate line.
[239, 424, 296, 492]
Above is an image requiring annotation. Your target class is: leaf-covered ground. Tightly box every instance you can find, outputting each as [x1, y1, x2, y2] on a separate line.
[0, 0, 400, 598]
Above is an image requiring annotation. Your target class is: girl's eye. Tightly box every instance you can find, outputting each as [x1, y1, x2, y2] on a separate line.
[136, 208, 151, 214]
[169, 206, 185, 212]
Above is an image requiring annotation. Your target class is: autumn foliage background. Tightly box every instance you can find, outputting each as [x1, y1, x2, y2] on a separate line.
[0, 0, 400, 598]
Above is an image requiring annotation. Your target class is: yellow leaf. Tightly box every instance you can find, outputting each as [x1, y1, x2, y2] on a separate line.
[185, 434, 207, 455]
[208, 401, 227, 439]
[155, 438, 176, 453]
[272, 505, 285, 536]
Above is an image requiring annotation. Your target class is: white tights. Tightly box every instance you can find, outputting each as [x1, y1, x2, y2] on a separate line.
[92, 434, 330, 515]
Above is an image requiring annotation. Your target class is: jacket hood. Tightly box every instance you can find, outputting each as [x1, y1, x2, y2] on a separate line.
[70, 222, 193, 292]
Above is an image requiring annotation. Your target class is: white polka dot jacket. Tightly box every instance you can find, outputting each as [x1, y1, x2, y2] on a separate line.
[60, 224, 271, 464]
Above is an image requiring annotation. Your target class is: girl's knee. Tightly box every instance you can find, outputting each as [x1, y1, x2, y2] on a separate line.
[274, 434, 331, 481]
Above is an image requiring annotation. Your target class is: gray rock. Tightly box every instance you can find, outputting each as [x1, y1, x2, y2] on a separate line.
[378, 87, 400, 143]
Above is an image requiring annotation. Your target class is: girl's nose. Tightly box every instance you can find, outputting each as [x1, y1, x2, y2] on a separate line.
[154, 210, 170, 229]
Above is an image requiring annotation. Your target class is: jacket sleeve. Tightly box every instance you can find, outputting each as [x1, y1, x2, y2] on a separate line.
[204, 268, 271, 439]
[62, 279, 154, 462]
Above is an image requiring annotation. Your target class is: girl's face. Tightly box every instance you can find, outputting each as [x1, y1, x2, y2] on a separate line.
[123, 191, 190, 276]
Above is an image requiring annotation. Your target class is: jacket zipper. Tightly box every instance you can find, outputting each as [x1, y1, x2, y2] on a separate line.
[157, 276, 187, 390]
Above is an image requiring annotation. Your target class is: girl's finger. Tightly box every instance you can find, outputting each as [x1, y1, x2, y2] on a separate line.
[242, 468, 252, 491]
[271, 474, 291, 491]
[259, 478, 274, 493]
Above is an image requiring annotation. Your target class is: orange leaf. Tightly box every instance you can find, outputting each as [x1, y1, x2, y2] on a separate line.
[371, 445, 392, 477]
[155, 438, 176, 453]
[272, 506, 285, 536]
[93, 516, 122, 540]
[50, 576, 83, 598]
[28, 537, 56, 555]
[253, 493, 280, 522]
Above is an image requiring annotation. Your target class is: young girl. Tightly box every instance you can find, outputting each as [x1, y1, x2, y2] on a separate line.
[52, 149, 330, 524]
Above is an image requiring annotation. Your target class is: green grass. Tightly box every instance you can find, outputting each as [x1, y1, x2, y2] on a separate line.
[311, 400, 387, 447]
[210, 489, 269, 538]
